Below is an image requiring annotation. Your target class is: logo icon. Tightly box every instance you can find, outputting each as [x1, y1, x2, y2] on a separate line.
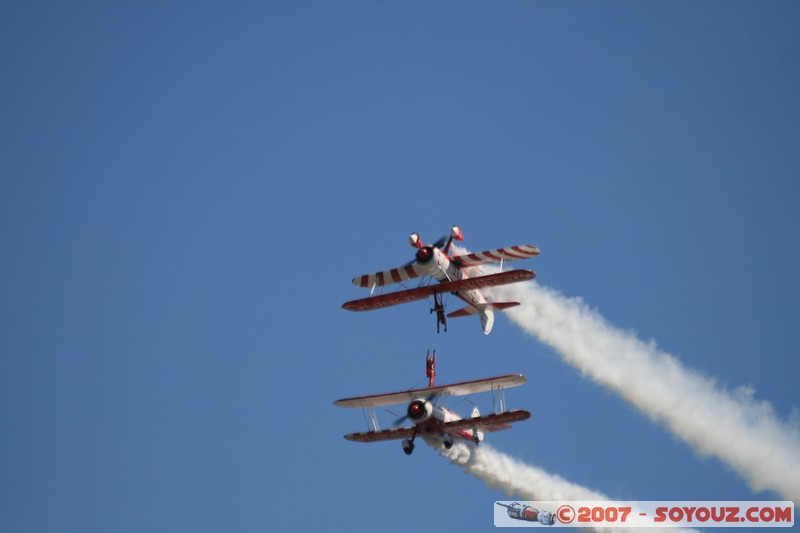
[556, 504, 576, 524]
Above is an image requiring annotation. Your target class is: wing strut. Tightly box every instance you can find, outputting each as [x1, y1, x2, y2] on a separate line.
[361, 406, 380, 432]
[492, 383, 507, 414]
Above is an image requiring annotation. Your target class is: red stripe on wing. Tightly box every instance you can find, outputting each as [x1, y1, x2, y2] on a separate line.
[452, 245, 540, 267]
[390, 269, 403, 284]
[350, 264, 422, 288]
[498, 248, 528, 260]
[512, 245, 539, 256]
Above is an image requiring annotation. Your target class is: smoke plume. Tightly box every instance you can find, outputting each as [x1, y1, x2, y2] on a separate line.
[486, 279, 800, 501]
[439, 441, 698, 532]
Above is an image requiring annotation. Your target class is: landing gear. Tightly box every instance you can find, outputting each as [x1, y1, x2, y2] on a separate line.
[402, 428, 418, 456]
[430, 292, 447, 333]
[443, 435, 453, 449]
[402, 439, 415, 455]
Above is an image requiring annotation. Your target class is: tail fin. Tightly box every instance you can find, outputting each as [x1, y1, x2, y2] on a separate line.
[483, 302, 520, 312]
[480, 308, 494, 335]
[447, 302, 520, 318]
[470, 406, 484, 442]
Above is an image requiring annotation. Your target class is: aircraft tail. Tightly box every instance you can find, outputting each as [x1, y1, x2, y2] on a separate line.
[447, 302, 520, 317]
[471, 406, 484, 442]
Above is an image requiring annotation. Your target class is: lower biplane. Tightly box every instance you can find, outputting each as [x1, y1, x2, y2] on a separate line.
[333, 351, 531, 455]
[342, 225, 539, 334]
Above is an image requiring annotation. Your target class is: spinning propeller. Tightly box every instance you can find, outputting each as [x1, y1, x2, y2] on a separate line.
[406, 225, 463, 266]
[392, 391, 439, 427]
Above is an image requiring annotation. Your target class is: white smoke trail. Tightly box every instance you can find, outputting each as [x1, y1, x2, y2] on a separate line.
[440, 440, 609, 501]
[438, 440, 698, 533]
[486, 279, 800, 501]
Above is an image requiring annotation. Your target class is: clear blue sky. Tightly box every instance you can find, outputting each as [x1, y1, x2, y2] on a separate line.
[2, 2, 798, 531]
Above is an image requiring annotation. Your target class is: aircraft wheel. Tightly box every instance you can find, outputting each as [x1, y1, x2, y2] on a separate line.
[443, 438, 453, 449]
[402, 439, 415, 456]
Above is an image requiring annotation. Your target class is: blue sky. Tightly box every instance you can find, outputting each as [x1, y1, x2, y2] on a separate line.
[2, 2, 798, 531]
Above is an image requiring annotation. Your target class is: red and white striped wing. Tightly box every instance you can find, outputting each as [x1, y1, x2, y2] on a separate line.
[351, 264, 423, 288]
[451, 245, 540, 268]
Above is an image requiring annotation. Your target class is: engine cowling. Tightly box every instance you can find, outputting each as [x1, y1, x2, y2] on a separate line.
[407, 400, 434, 422]
[415, 246, 434, 264]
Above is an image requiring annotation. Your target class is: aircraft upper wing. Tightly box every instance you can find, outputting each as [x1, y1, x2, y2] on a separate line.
[440, 409, 531, 434]
[333, 374, 527, 409]
[342, 269, 535, 312]
[451, 245, 540, 268]
[351, 264, 424, 288]
[343, 427, 416, 443]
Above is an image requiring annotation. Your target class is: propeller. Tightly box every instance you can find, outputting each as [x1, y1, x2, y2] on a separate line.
[392, 391, 438, 427]
[431, 234, 449, 250]
[403, 233, 449, 268]
[391, 415, 409, 428]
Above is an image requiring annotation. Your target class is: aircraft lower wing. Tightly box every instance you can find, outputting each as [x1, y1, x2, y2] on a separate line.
[344, 427, 416, 443]
[441, 409, 532, 434]
[334, 374, 527, 409]
[342, 410, 531, 442]
[342, 269, 535, 312]
[451, 245, 540, 268]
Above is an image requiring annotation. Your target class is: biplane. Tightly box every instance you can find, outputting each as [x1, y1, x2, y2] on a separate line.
[333, 351, 531, 456]
[342, 225, 539, 334]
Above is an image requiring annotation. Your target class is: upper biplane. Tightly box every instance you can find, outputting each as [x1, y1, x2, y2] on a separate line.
[333, 351, 531, 456]
[342, 225, 540, 334]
